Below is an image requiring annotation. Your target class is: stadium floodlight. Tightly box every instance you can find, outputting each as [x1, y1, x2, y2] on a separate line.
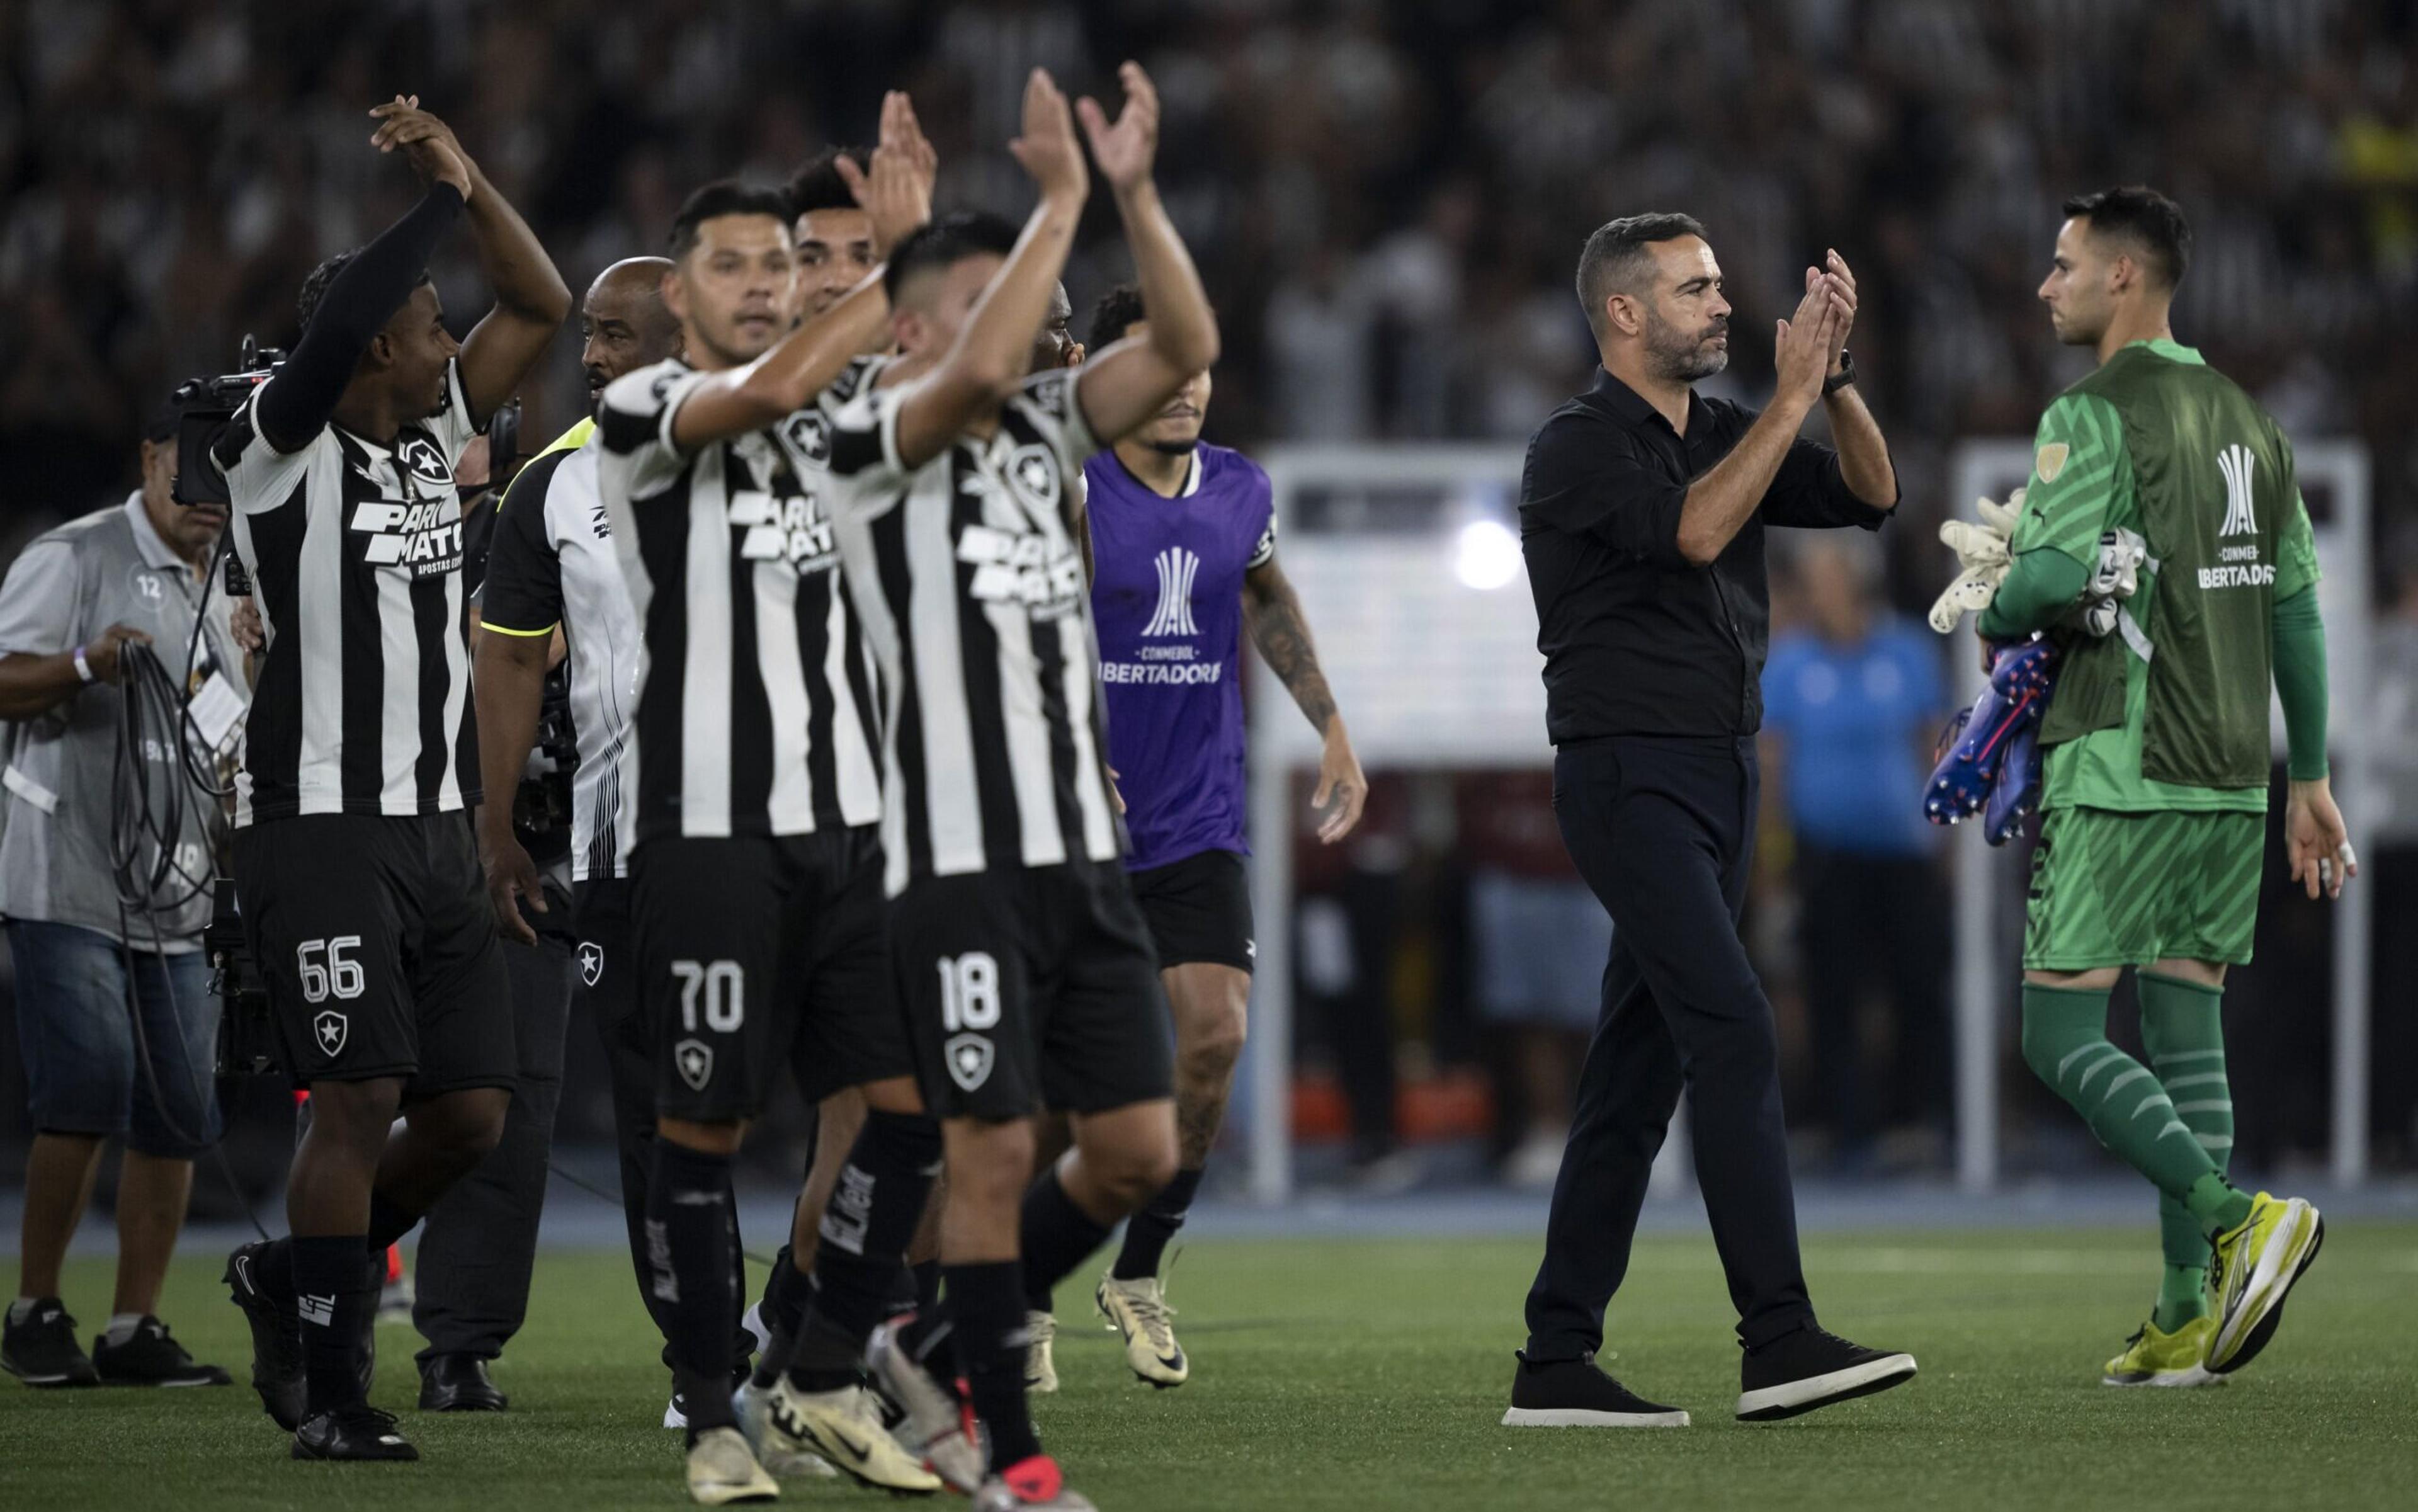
[1453, 518, 1523, 591]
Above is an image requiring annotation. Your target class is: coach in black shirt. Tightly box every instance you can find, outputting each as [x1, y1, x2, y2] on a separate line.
[1504, 214, 1917, 1430]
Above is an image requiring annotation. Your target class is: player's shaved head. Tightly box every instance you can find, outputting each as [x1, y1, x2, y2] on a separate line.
[581, 256, 683, 409]
[592, 256, 675, 311]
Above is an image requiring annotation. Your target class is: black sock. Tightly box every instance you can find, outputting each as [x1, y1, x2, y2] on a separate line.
[795, 1112, 940, 1363]
[912, 1258, 941, 1318]
[748, 1246, 810, 1389]
[1018, 1166, 1113, 1314]
[647, 1139, 738, 1433]
[1112, 1166, 1201, 1281]
[365, 1191, 421, 1253]
[900, 1298, 955, 1381]
[949, 1260, 1042, 1471]
[252, 1236, 297, 1303]
[292, 1235, 375, 1414]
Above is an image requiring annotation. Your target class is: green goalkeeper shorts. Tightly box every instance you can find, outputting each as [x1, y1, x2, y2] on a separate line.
[2024, 807, 2266, 970]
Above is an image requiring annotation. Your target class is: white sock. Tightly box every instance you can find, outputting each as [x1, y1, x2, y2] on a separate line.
[103, 1312, 147, 1346]
[7, 1297, 38, 1326]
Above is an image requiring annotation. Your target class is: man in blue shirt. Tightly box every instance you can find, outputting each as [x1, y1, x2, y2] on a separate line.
[1761, 539, 1950, 1168]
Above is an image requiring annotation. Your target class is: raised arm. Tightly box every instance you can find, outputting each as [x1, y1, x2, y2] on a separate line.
[1670, 278, 1842, 566]
[253, 176, 467, 454]
[1070, 64, 1221, 446]
[1812, 252, 1896, 509]
[1244, 553, 1365, 842]
[371, 97, 570, 426]
[892, 70, 1089, 469]
[672, 92, 935, 449]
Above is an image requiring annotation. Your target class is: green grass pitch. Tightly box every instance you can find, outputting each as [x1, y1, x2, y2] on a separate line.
[4, 1224, 2414, 1509]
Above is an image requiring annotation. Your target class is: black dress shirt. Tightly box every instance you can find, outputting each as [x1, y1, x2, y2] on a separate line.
[1519, 368, 1892, 743]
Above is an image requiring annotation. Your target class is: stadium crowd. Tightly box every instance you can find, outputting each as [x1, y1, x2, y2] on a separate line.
[4, 0, 2415, 1182]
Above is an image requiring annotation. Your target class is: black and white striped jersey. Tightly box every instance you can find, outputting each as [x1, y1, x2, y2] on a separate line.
[214, 359, 482, 826]
[480, 420, 641, 881]
[595, 359, 883, 846]
[821, 358, 1121, 897]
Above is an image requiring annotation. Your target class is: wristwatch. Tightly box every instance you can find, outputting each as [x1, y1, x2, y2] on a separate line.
[1822, 350, 1858, 396]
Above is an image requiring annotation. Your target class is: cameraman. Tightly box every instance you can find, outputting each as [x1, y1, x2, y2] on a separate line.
[0, 391, 244, 1390]
[210, 96, 568, 1462]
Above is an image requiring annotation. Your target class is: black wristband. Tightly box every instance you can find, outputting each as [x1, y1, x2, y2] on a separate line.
[1822, 350, 1858, 396]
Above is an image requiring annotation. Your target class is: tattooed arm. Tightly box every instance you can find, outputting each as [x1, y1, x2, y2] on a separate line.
[1243, 554, 1365, 843]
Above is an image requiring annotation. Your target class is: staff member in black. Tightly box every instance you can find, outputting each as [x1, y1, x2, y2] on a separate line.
[1504, 213, 1916, 1428]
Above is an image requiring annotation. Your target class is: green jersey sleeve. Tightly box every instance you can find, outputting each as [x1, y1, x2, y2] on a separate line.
[2274, 492, 2320, 602]
[2009, 392, 2131, 567]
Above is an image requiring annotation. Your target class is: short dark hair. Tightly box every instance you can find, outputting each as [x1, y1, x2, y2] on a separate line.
[666, 179, 795, 259]
[297, 249, 431, 334]
[1087, 283, 1146, 352]
[1574, 212, 1708, 339]
[2062, 185, 2191, 291]
[882, 210, 1020, 305]
[785, 148, 868, 219]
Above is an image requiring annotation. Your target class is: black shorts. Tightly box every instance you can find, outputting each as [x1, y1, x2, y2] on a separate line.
[632, 828, 913, 1122]
[230, 812, 514, 1097]
[573, 875, 641, 1072]
[888, 861, 1175, 1122]
[1128, 848, 1256, 974]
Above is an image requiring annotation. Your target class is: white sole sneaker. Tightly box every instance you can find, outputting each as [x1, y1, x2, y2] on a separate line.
[2101, 1366, 2224, 1389]
[1501, 1406, 1689, 1428]
[1735, 1353, 1917, 1421]
[2209, 1198, 2322, 1374]
[685, 1425, 780, 1506]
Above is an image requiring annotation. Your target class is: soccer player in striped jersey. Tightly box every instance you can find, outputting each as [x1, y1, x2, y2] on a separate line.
[596, 96, 958, 1504]
[212, 98, 569, 1463]
[815, 65, 1216, 1512]
[1987, 187, 2341, 1385]
[1028, 282, 1363, 1390]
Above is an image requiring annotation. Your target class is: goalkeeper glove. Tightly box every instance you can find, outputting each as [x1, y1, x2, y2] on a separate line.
[1927, 488, 2026, 634]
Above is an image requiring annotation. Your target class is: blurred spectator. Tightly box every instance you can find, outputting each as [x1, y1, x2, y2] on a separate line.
[1761, 540, 1951, 1170]
[2365, 546, 2418, 1162]
[1295, 773, 1420, 1191]
[1456, 771, 1611, 1189]
[2, 1, 2411, 557]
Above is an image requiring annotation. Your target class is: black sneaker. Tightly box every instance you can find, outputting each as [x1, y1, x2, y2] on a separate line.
[292, 1403, 419, 1461]
[92, 1316, 232, 1387]
[1501, 1350, 1689, 1428]
[1736, 1326, 1917, 1421]
[225, 1242, 305, 1428]
[2, 1299, 99, 1387]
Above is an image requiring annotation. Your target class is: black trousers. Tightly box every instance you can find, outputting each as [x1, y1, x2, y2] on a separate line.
[412, 879, 576, 1364]
[1523, 736, 1814, 1357]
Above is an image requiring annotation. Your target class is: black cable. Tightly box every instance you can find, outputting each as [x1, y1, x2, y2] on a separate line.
[94, 547, 273, 1239]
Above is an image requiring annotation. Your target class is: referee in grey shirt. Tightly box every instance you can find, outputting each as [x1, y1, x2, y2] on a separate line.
[0, 392, 243, 1390]
[1503, 214, 1917, 1430]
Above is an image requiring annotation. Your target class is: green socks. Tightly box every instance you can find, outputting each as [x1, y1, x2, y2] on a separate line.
[2154, 1264, 2207, 1330]
[2139, 971, 2235, 1326]
[2019, 982, 2229, 1212]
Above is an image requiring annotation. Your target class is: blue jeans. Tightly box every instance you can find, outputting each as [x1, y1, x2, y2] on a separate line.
[7, 920, 222, 1157]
